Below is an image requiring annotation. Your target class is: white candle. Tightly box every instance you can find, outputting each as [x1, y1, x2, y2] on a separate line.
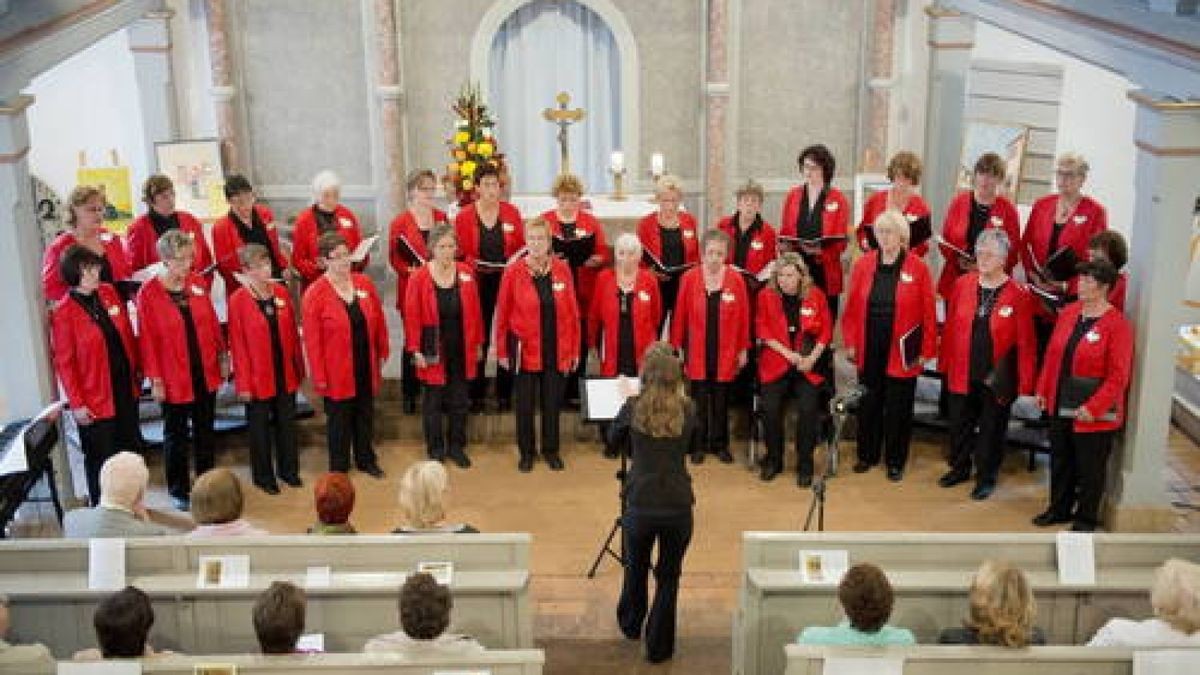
[610, 150, 625, 173]
[651, 152, 665, 176]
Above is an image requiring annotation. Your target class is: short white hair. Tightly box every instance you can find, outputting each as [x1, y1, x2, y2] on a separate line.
[311, 170, 342, 203]
[615, 232, 642, 256]
[99, 452, 150, 509]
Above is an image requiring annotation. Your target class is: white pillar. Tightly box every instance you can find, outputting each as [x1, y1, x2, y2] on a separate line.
[1110, 90, 1200, 531]
[920, 5, 974, 224]
[128, 8, 178, 169]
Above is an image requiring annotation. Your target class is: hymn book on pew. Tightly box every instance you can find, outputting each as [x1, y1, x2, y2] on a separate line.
[823, 656, 904, 675]
[418, 561, 454, 585]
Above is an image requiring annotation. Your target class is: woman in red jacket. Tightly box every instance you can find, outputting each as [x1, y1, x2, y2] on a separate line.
[212, 175, 289, 295]
[495, 218, 580, 472]
[540, 173, 608, 406]
[670, 229, 750, 464]
[1021, 153, 1109, 347]
[390, 168, 451, 414]
[290, 170, 367, 286]
[227, 244, 305, 495]
[717, 179, 778, 291]
[455, 165, 525, 411]
[135, 229, 225, 511]
[42, 185, 132, 304]
[302, 232, 389, 478]
[637, 175, 699, 331]
[588, 233, 663, 456]
[756, 253, 832, 486]
[125, 174, 215, 287]
[936, 153, 1020, 299]
[1033, 260, 1133, 532]
[937, 229, 1037, 500]
[779, 144, 849, 318]
[843, 210, 937, 481]
[50, 246, 140, 504]
[404, 225, 484, 468]
[1088, 230, 1129, 312]
[857, 151, 932, 258]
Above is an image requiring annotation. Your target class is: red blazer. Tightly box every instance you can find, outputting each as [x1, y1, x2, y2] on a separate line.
[1020, 194, 1108, 302]
[857, 190, 931, 258]
[939, 273, 1037, 397]
[637, 212, 701, 269]
[227, 283, 305, 399]
[541, 210, 610, 312]
[125, 210, 214, 288]
[211, 205, 288, 294]
[50, 284, 139, 419]
[388, 209, 450, 310]
[41, 231, 131, 303]
[291, 205, 366, 285]
[779, 185, 850, 295]
[1035, 302, 1133, 433]
[756, 286, 833, 386]
[670, 266, 751, 382]
[454, 202, 526, 273]
[136, 274, 224, 404]
[301, 274, 389, 401]
[403, 263, 485, 385]
[937, 191, 1020, 298]
[587, 268, 663, 377]
[495, 258, 581, 373]
[842, 251, 938, 379]
[717, 215, 778, 278]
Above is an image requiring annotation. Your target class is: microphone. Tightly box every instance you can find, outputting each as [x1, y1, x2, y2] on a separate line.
[831, 387, 866, 415]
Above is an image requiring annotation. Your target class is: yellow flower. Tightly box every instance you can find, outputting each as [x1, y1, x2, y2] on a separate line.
[461, 160, 477, 177]
[462, 178, 475, 191]
[454, 131, 469, 145]
[454, 149, 467, 161]
[477, 141, 494, 158]
[447, 162, 460, 176]
[467, 142, 477, 153]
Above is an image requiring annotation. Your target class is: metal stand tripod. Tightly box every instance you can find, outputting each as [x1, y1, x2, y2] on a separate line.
[803, 389, 859, 531]
[586, 441, 628, 577]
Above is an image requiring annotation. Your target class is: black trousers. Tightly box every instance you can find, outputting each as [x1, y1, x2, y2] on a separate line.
[855, 375, 917, 470]
[246, 392, 298, 488]
[471, 271, 513, 404]
[947, 383, 1012, 486]
[760, 374, 822, 476]
[515, 370, 564, 459]
[422, 378, 470, 458]
[324, 394, 377, 472]
[690, 380, 729, 454]
[618, 509, 693, 662]
[1047, 418, 1113, 529]
[161, 392, 216, 500]
[401, 353, 420, 406]
[77, 415, 139, 506]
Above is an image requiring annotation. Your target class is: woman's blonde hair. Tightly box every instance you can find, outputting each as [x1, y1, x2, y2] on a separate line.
[191, 468, 245, 526]
[398, 461, 448, 530]
[873, 209, 911, 245]
[1056, 152, 1090, 177]
[771, 252, 812, 296]
[1151, 558, 1200, 634]
[65, 185, 104, 227]
[655, 174, 684, 200]
[551, 173, 584, 197]
[632, 342, 689, 438]
[966, 560, 1037, 647]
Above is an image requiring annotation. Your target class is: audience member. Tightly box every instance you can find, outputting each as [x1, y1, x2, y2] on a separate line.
[0, 594, 53, 673]
[394, 461, 478, 534]
[939, 560, 1045, 647]
[1088, 558, 1200, 647]
[797, 563, 915, 645]
[253, 581, 307, 654]
[363, 572, 483, 655]
[75, 586, 171, 660]
[63, 452, 174, 538]
[308, 472, 358, 534]
[187, 468, 266, 537]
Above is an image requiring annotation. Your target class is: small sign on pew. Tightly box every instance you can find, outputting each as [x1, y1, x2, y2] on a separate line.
[797, 550, 849, 585]
[296, 633, 325, 652]
[56, 662, 142, 674]
[418, 561, 454, 585]
[432, 671, 490, 675]
[1134, 649, 1197, 675]
[88, 538, 126, 590]
[196, 555, 250, 589]
[192, 665, 237, 675]
[1055, 531, 1096, 585]
[304, 565, 332, 588]
[824, 656, 903, 675]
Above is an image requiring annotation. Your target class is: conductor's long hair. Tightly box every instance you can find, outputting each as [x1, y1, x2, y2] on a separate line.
[632, 342, 689, 439]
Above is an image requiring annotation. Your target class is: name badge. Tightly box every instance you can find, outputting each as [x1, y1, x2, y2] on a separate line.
[998, 305, 1013, 318]
[355, 289, 368, 299]
[751, 240, 764, 251]
[552, 281, 566, 292]
[905, 213, 917, 222]
[990, 215, 1003, 227]
[722, 291, 735, 303]
[459, 272, 473, 283]
[502, 222, 515, 233]
[274, 296, 286, 308]
[1073, 214, 1087, 225]
[638, 290, 651, 302]
[339, 217, 354, 229]
[800, 306, 815, 317]
[100, 232, 114, 243]
[107, 305, 121, 317]
[683, 229, 695, 238]
[1085, 330, 1100, 343]
[825, 201, 839, 212]
[266, 222, 277, 230]
[900, 272, 913, 284]
[191, 285, 205, 296]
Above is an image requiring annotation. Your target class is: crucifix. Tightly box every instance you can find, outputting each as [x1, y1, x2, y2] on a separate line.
[542, 91, 585, 176]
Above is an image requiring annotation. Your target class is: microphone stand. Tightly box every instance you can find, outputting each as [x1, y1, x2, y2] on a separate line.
[586, 438, 627, 578]
[803, 390, 855, 532]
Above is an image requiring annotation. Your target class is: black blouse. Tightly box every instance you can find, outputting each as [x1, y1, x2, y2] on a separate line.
[255, 295, 287, 397]
[660, 227, 684, 268]
[314, 206, 338, 234]
[436, 284, 465, 380]
[533, 272, 557, 373]
[607, 397, 696, 515]
[479, 217, 505, 264]
[705, 290, 722, 381]
[344, 298, 372, 398]
[168, 289, 208, 399]
[71, 291, 135, 414]
[616, 289, 637, 377]
[969, 283, 1003, 383]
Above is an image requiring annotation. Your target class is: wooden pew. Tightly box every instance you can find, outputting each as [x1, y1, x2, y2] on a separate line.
[734, 532, 1200, 675]
[0, 534, 531, 658]
[136, 649, 546, 674]
[783, 645, 1141, 675]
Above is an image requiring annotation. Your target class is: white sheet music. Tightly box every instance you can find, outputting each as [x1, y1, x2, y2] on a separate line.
[823, 657, 904, 675]
[0, 429, 27, 476]
[582, 377, 640, 422]
[88, 538, 126, 590]
[1056, 531, 1096, 585]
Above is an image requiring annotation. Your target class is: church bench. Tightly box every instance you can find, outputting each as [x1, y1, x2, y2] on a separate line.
[0, 534, 531, 658]
[783, 645, 1144, 675]
[134, 649, 545, 674]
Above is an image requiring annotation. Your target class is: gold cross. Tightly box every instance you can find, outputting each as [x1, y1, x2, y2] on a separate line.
[542, 91, 586, 176]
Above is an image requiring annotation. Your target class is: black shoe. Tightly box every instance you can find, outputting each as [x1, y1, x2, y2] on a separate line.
[759, 465, 781, 482]
[1032, 510, 1072, 527]
[170, 495, 190, 512]
[602, 446, 620, 459]
[545, 454, 565, 471]
[447, 450, 471, 469]
[853, 461, 872, 474]
[797, 473, 813, 488]
[938, 469, 971, 488]
[716, 449, 734, 464]
[565, 398, 581, 411]
[428, 451, 446, 463]
[970, 483, 995, 501]
[359, 464, 385, 479]
[1070, 521, 1096, 532]
[517, 455, 534, 473]
[256, 482, 281, 495]
[690, 453, 705, 465]
[469, 399, 484, 414]
[497, 398, 512, 412]
[403, 398, 417, 414]
[280, 475, 303, 488]
[886, 466, 904, 482]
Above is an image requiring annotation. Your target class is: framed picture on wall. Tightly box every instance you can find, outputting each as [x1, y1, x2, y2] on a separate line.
[154, 139, 227, 220]
[956, 120, 1030, 200]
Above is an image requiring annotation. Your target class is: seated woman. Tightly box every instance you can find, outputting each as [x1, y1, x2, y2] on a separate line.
[187, 468, 266, 537]
[798, 563, 915, 645]
[74, 586, 172, 660]
[939, 560, 1045, 647]
[394, 461, 478, 534]
[254, 581, 308, 654]
[0, 594, 53, 673]
[63, 452, 173, 538]
[364, 572, 483, 654]
[308, 472, 357, 534]
[1088, 558, 1200, 647]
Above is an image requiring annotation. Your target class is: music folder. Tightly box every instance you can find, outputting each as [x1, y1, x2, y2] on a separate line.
[1057, 375, 1118, 422]
[420, 326, 440, 365]
[907, 215, 933, 249]
[581, 376, 641, 423]
[779, 233, 848, 250]
[395, 234, 427, 267]
[731, 264, 771, 291]
[1043, 246, 1080, 282]
[982, 347, 1018, 404]
[552, 231, 596, 267]
[1029, 283, 1067, 313]
[351, 234, 379, 263]
[937, 235, 974, 263]
[898, 325, 923, 371]
[642, 249, 695, 277]
[475, 245, 528, 272]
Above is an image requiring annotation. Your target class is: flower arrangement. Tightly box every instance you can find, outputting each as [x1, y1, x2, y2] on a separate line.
[444, 82, 509, 206]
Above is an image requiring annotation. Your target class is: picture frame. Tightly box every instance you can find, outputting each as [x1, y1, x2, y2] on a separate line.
[956, 120, 1030, 201]
[154, 138, 227, 219]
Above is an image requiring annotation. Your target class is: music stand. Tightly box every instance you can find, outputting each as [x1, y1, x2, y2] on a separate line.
[580, 377, 637, 578]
